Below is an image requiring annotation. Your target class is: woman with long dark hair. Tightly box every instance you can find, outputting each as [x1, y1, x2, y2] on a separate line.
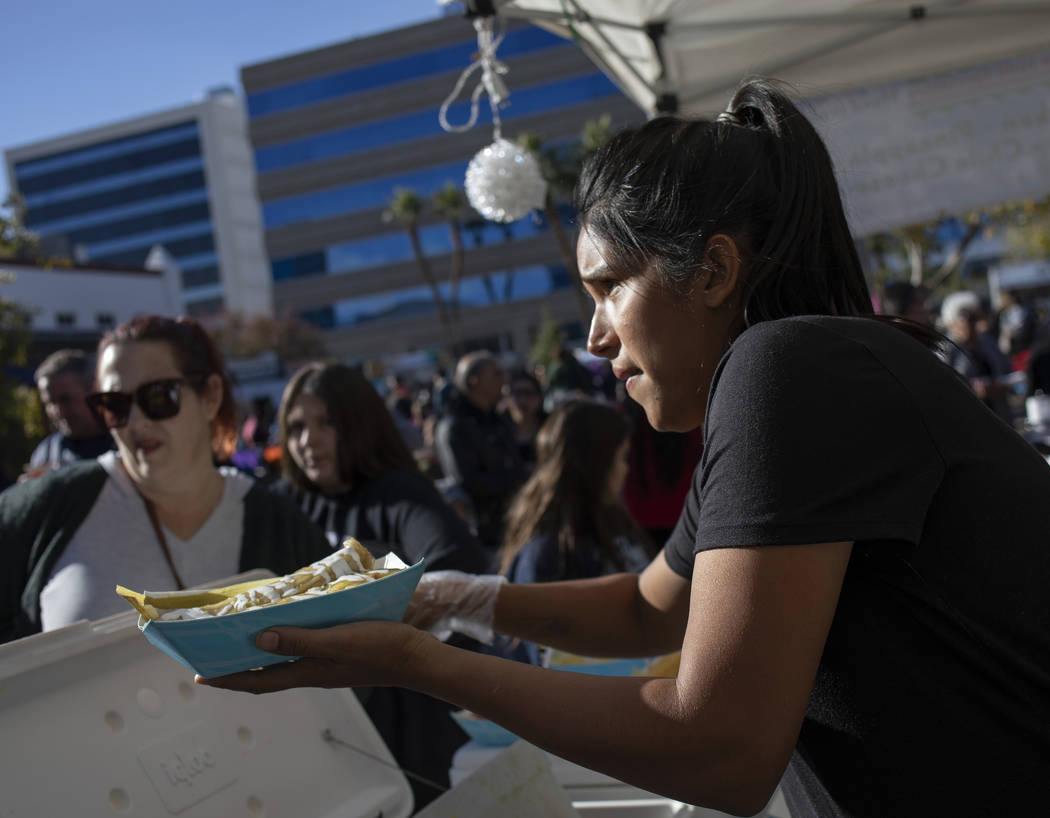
[204, 80, 1050, 817]
[277, 361, 487, 573]
[275, 361, 487, 807]
[1, 315, 329, 642]
[495, 400, 648, 664]
[499, 400, 647, 579]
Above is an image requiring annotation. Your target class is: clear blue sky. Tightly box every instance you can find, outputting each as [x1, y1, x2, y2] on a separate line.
[1, 0, 453, 203]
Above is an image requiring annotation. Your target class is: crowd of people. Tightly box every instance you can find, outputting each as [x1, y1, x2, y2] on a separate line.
[877, 280, 1050, 426]
[3, 76, 1048, 817]
[0, 316, 698, 808]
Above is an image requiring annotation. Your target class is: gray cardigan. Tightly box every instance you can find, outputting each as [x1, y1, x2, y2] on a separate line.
[1, 460, 331, 643]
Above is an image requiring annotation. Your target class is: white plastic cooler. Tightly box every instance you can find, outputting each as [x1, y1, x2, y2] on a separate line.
[450, 742, 792, 818]
[0, 608, 414, 817]
[0, 604, 791, 818]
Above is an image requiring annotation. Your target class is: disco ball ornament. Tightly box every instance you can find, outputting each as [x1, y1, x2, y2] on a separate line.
[465, 138, 548, 223]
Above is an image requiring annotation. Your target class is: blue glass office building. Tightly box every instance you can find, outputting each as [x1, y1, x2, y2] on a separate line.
[241, 14, 642, 359]
[4, 92, 274, 318]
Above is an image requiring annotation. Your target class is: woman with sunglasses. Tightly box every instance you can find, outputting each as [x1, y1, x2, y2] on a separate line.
[202, 79, 1050, 816]
[0, 315, 330, 643]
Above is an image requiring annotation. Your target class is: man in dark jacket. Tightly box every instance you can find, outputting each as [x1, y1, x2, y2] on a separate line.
[26, 349, 114, 476]
[434, 351, 527, 553]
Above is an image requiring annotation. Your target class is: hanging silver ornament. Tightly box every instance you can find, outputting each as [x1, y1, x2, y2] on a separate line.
[464, 138, 548, 223]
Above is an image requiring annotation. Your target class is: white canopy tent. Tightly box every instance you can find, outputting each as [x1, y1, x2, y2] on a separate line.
[491, 0, 1050, 235]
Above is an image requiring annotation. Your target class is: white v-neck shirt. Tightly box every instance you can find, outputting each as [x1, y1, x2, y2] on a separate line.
[40, 451, 254, 631]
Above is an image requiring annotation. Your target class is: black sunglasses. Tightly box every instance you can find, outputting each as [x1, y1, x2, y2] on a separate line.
[87, 377, 200, 429]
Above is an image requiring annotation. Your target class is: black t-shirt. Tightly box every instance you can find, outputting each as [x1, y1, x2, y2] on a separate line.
[279, 468, 488, 808]
[665, 316, 1050, 817]
[28, 431, 115, 469]
[286, 469, 488, 575]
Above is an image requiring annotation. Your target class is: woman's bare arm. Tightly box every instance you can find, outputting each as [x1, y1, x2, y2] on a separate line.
[492, 550, 691, 658]
[203, 541, 851, 814]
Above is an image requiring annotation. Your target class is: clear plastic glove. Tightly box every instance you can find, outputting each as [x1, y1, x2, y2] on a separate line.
[403, 570, 506, 645]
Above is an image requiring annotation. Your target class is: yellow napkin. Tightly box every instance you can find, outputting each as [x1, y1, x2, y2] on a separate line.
[116, 537, 378, 621]
[116, 576, 279, 621]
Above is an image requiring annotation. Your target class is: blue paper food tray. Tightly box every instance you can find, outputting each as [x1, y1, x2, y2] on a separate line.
[452, 710, 519, 747]
[450, 657, 652, 748]
[548, 657, 650, 676]
[139, 558, 424, 678]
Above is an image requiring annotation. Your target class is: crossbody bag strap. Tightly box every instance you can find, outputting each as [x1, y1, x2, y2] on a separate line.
[142, 497, 187, 591]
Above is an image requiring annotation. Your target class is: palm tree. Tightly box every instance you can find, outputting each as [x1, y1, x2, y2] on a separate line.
[431, 183, 468, 324]
[462, 217, 500, 305]
[383, 188, 455, 350]
[517, 117, 614, 326]
[580, 114, 614, 165]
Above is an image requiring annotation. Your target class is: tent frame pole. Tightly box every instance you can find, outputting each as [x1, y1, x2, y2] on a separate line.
[495, 2, 1050, 33]
[496, 0, 662, 100]
[494, 0, 1050, 114]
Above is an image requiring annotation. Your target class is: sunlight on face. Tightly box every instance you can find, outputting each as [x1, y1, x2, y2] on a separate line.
[579, 227, 725, 433]
[96, 340, 217, 489]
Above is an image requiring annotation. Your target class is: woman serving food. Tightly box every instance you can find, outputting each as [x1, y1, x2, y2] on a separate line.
[200, 79, 1050, 817]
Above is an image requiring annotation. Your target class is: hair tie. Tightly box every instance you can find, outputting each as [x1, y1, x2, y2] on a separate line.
[716, 111, 741, 126]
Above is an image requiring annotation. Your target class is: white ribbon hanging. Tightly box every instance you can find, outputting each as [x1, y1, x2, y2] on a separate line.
[439, 17, 509, 140]
[438, 14, 548, 223]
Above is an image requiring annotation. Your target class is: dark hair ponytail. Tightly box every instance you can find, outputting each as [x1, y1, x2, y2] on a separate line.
[577, 78, 942, 349]
[723, 78, 872, 325]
